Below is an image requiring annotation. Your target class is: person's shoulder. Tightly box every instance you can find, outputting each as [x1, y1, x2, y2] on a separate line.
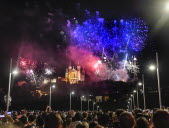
[24, 126, 31, 128]
[24, 125, 35, 128]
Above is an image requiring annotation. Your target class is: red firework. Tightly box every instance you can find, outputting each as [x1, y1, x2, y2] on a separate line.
[19, 57, 37, 69]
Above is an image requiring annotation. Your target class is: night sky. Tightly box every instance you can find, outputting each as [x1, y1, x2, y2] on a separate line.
[0, 0, 169, 92]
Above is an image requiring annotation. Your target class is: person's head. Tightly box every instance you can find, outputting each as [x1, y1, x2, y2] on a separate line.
[36, 116, 44, 127]
[19, 115, 28, 125]
[42, 112, 47, 120]
[45, 113, 62, 128]
[115, 109, 126, 120]
[68, 110, 75, 118]
[26, 112, 30, 117]
[98, 114, 109, 127]
[74, 112, 82, 121]
[153, 109, 169, 128]
[136, 117, 149, 128]
[65, 117, 72, 127]
[12, 111, 17, 119]
[82, 122, 89, 128]
[83, 112, 88, 119]
[95, 125, 104, 128]
[89, 121, 98, 128]
[21, 109, 27, 115]
[134, 108, 142, 115]
[153, 108, 159, 113]
[135, 113, 143, 120]
[87, 114, 93, 122]
[76, 123, 86, 128]
[28, 115, 36, 123]
[109, 112, 113, 120]
[119, 112, 136, 128]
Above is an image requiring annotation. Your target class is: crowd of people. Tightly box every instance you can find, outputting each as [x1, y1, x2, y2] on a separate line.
[0, 106, 169, 128]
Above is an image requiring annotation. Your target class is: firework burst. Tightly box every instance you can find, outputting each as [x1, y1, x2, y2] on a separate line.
[66, 11, 148, 81]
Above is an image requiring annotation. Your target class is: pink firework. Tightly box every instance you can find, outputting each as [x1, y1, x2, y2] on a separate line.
[93, 60, 102, 69]
[19, 57, 37, 69]
[67, 46, 109, 81]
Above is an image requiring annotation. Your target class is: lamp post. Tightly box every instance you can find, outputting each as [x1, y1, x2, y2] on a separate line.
[136, 85, 139, 108]
[131, 92, 136, 110]
[141, 74, 146, 110]
[127, 101, 130, 110]
[149, 52, 162, 109]
[129, 98, 132, 111]
[6, 58, 18, 111]
[137, 82, 142, 108]
[93, 102, 95, 111]
[132, 95, 135, 110]
[49, 85, 55, 107]
[133, 90, 137, 109]
[88, 100, 90, 111]
[97, 106, 99, 112]
[88, 95, 92, 111]
[70, 91, 75, 110]
[81, 96, 84, 111]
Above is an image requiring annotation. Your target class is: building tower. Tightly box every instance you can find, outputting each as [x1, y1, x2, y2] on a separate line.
[77, 65, 81, 81]
[65, 68, 68, 82]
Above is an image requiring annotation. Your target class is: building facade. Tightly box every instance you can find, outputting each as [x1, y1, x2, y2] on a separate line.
[65, 65, 85, 84]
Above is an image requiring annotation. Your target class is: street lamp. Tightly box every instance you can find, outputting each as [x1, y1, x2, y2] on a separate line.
[149, 65, 156, 71]
[49, 85, 55, 107]
[70, 91, 75, 110]
[12, 70, 18, 75]
[165, 2, 169, 12]
[149, 52, 162, 109]
[138, 82, 142, 86]
[93, 102, 95, 111]
[136, 82, 142, 108]
[81, 96, 84, 111]
[7, 59, 18, 111]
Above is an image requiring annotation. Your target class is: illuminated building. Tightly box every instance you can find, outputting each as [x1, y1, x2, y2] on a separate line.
[65, 65, 85, 84]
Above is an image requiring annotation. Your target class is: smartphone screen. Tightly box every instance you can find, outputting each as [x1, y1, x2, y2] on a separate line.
[0, 115, 5, 118]
[6, 112, 12, 115]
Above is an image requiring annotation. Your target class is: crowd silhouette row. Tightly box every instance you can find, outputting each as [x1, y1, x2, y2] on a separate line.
[0, 106, 169, 128]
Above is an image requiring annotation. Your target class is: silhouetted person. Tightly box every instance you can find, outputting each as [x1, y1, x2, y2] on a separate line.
[98, 114, 109, 127]
[119, 112, 136, 128]
[45, 113, 62, 128]
[89, 121, 98, 128]
[153, 109, 169, 128]
[76, 123, 86, 128]
[68, 112, 82, 128]
[136, 117, 149, 128]
[36, 115, 44, 128]
[19, 115, 29, 128]
[82, 112, 88, 122]
[116, 109, 126, 120]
